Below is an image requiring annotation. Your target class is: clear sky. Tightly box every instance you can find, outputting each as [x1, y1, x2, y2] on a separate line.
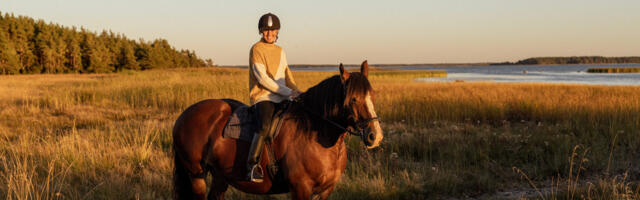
[2, 0, 639, 65]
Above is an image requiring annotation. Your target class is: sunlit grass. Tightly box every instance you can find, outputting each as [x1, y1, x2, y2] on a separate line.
[0, 67, 638, 199]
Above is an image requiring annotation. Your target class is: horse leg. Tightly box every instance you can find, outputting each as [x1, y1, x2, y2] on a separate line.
[184, 155, 209, 199]
[208, 171, 228, 200]
[190, 176, 207, 200]
[318, 186, 336, 200]
[290, 181, 313, 200]
[173, 152, 207, 200]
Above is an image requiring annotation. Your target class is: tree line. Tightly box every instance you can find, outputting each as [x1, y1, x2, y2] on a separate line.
[513, 56, 640, 65]
[0, 12, 213, 75]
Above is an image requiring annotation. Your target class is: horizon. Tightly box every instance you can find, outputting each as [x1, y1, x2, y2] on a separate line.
[2, 0, 640, 65]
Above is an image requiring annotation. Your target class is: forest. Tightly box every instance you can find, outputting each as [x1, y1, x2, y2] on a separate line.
[0, 12, 213, 75]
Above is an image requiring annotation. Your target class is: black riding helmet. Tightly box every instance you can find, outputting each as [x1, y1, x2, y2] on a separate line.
[258, 13, 280, 32]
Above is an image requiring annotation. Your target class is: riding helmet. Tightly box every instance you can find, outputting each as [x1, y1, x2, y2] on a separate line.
[258, 13, 280, 31]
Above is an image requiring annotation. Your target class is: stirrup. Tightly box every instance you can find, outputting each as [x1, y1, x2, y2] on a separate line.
[250, 165, 264, 183]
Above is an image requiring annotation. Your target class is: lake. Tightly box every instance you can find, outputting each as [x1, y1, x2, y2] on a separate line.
[295, 64, 640, 86]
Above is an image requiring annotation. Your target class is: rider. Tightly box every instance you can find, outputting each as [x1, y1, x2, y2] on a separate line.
[247, 13, 301, 183]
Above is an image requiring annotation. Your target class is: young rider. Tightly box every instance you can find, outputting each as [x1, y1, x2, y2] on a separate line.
[247, 13, 301, 182]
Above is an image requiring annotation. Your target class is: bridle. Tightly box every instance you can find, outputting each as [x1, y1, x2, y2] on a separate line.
[291, 75, 380, 144]
[293, 97, 380, 141]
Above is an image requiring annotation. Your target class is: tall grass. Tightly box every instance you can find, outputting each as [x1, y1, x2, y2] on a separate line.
[514, 145, 640, 200]
[0, 67, 638, 199]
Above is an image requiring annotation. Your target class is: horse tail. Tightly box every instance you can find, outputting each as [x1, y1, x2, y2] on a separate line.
[173, 148, 194, 200]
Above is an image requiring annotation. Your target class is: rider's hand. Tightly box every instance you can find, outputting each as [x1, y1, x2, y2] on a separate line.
[290, 90, 302, 99]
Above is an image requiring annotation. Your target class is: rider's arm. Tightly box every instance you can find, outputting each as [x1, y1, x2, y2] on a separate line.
[251, 49, 293, 96]
[282, 51, 300, 92]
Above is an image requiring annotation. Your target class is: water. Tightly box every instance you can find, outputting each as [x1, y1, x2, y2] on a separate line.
[294, 64, 640, 86]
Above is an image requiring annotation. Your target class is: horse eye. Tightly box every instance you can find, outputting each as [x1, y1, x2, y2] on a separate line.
[350, 98, 357, 103]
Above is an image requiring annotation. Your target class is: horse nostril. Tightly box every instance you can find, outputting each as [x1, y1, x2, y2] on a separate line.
[367, 132, 375, 143]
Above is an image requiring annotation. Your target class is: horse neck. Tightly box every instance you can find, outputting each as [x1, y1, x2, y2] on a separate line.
[285, 102, 349, 148]
[297, 77, 348, 124]
[286, 75, 351, 146]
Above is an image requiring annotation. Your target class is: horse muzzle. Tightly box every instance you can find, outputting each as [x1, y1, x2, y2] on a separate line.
[361, 128, 377, 147]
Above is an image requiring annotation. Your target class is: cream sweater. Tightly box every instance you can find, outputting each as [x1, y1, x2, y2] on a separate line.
[249, 41, 299, 105]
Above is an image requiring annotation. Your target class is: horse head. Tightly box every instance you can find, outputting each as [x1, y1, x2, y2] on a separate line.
[339, 60, 384, 149]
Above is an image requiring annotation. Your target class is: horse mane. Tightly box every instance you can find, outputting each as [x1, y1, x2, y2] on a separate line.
[289, 72, 372, 135]
[297, 75, 344, 118]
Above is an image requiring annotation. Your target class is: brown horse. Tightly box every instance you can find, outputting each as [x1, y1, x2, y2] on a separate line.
[172, 61, 383, 200]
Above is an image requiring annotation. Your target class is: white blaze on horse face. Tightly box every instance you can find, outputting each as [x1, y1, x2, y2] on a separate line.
[365, 93, 383, 149]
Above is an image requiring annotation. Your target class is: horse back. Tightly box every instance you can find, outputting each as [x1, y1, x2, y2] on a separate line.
[173, 98, 248, 142]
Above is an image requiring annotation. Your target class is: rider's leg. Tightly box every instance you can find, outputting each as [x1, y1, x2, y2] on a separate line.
[246, 101, 275, 182]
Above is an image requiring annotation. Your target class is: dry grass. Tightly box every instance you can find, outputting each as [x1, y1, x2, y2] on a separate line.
[0, 67, 639, 199]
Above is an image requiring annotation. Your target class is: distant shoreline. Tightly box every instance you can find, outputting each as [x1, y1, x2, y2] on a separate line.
[219, 62, 640, 69]
[216, 56, 640, 69]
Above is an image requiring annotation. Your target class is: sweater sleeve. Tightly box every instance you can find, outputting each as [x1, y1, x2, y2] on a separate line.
[281, 51, 300, 92]
[251, 48, 293, 96]
[285, 67, 299, 92]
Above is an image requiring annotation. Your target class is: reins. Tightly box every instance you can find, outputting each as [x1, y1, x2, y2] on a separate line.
[293, 98, 379, 138]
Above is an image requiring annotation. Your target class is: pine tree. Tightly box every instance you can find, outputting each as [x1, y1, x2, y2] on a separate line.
[149, 39, 171, 69]
[100, 30, 117, 71]
[11, 15, 36, 73]
[64, 30, 82, 72]
[118, 40, 139, 70]
[80, 31, 99, 73]
[51, 28, 67, 73]
[0, 28, 20, 74]
[34, 21, 54, 73]
[135, 39, 152, 70]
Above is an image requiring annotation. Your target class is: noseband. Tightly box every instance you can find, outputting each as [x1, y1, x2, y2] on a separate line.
[354, 117, 380, 131]
[351, 117, 380, 141]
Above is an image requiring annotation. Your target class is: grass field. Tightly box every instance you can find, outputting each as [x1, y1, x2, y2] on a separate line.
[1, 67, 639, 199]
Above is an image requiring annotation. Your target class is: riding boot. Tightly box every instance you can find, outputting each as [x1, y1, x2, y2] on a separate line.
[246, 101, 275, 182]
[246, 133, 266, 182]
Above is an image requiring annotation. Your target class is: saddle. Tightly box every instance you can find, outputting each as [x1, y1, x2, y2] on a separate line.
[222, 101, 289, 142]
[222, 101, 291, 180]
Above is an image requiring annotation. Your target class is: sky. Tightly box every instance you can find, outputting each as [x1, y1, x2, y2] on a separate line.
[2, 0, 640, 65]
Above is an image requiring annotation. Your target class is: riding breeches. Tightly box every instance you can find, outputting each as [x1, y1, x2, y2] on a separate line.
[255, 101, 275, 139]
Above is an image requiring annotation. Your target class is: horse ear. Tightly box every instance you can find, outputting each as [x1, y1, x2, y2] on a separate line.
[361, 60, 369, 77]
[339, 63, 350, 82]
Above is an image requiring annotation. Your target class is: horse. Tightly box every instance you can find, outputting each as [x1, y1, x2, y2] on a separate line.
[172, 61, 384, 200]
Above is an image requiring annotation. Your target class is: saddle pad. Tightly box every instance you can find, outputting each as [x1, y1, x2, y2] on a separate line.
[222, 106, 257, 142]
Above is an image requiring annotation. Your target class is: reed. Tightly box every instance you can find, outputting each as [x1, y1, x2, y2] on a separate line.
[0, 67, 638, 199]
[587, 67, 640, 73]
